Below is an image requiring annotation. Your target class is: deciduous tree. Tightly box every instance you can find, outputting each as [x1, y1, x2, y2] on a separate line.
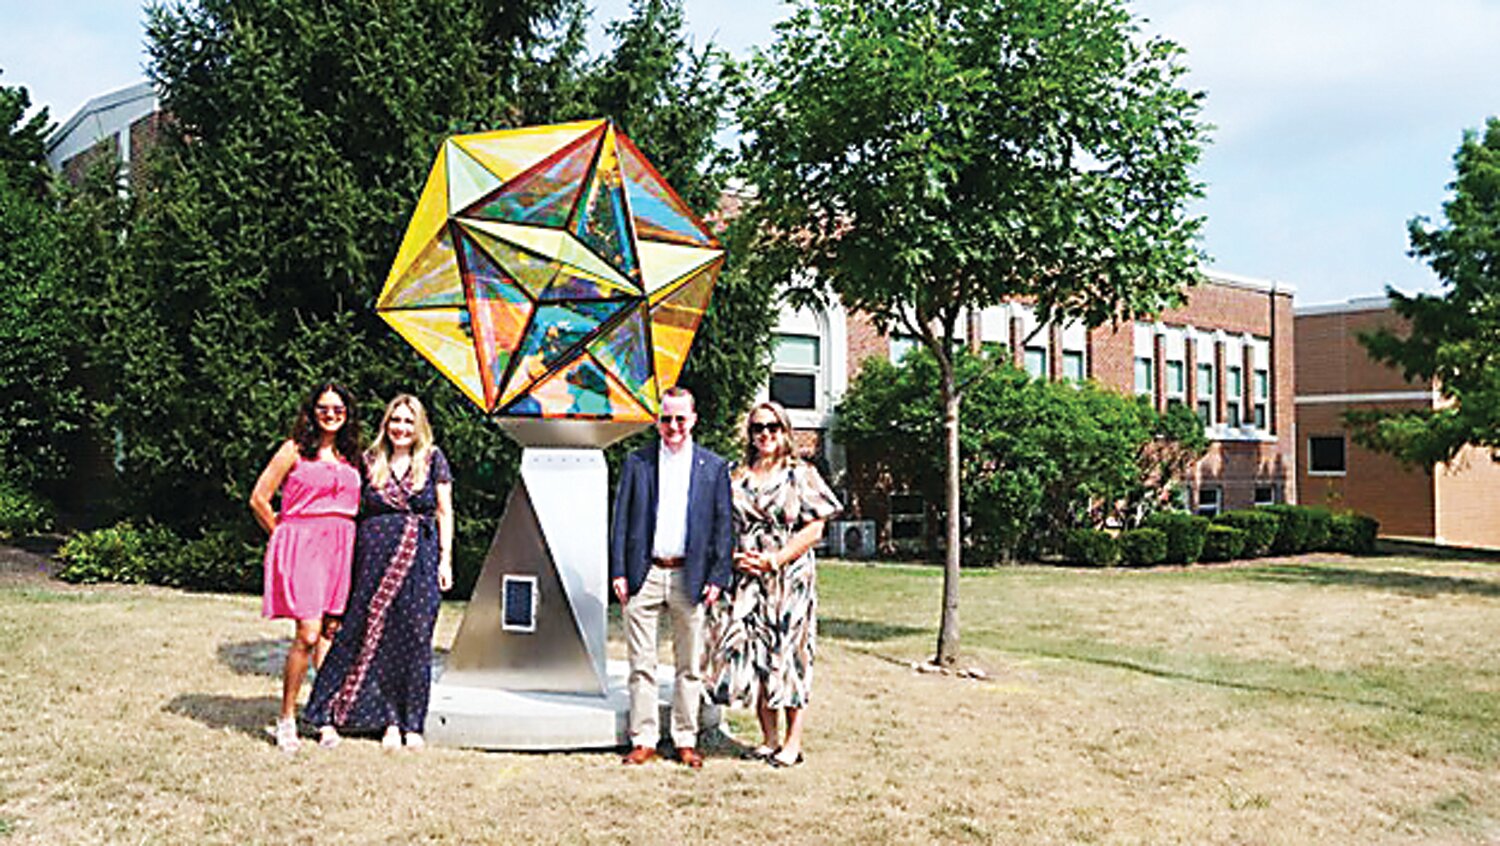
[739, 0, 1210, 664]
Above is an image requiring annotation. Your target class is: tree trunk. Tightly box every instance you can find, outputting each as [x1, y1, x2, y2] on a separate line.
[935, 368, 962, 667]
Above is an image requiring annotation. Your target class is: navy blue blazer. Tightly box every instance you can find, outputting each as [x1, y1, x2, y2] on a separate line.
[609, 441, 733, 603]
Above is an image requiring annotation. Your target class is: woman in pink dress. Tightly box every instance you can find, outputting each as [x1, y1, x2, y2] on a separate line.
[249, 382, 362, 753]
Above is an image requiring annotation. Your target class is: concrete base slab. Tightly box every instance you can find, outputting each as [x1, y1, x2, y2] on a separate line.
[426, 659, 719, 751]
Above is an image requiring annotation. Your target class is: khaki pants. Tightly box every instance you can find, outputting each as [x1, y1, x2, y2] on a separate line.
[624, 565, 704, 749]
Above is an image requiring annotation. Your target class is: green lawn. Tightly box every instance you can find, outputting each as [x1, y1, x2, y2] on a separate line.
[4, 551, 1500, 843]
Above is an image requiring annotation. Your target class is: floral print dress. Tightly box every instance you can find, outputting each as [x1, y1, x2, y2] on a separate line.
[708, 460, 841, 709]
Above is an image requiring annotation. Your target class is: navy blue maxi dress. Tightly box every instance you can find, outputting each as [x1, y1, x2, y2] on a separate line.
[306, 448, 451, 734]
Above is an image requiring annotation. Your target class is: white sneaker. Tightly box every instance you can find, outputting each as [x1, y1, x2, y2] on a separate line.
[274, 718, 300, 754]
[404, 732, 425, 751]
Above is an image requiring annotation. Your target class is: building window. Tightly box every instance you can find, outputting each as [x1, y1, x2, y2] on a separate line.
[1165, 360, 1185, 397]
[1024, 346, 1047, 379]
[1196, 486, 1222, 517]
[770, 333, 820, 410]
[1196, 362, 1215, 425]
[1134, 357, 1154, 395]
[1254, 485, 1277, 506]
[889, 333, 919, 363]
[1308, 436, 1346, 475]
[1061, 350, 1085, 382]
[1226, 365, 1243, 428]
[1253, 368, 1270, 431]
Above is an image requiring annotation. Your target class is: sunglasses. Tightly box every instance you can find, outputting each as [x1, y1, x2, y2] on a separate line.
[658, 414, 691, 426]
[748, 421, 783, 435]
[315, 404, 347, 417]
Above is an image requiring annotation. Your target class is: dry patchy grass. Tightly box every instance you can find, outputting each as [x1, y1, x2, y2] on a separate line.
[4, 551, 1500, 843]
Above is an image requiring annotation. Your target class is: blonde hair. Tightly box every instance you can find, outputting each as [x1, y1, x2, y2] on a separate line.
[365, 394, 436, 490]
[739, 400, 796, 474]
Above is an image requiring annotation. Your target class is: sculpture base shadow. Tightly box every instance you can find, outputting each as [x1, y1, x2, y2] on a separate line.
[427, 658, 719, 751]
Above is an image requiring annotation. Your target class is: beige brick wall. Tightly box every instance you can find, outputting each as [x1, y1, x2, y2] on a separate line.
[1435, 446, 1500, 547]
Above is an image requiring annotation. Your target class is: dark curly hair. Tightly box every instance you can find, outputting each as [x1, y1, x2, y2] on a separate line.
[289, 382, 362, 463]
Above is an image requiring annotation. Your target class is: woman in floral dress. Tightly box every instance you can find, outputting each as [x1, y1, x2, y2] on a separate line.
[305, 394, 453, 751]
[709, 400, 841, 767]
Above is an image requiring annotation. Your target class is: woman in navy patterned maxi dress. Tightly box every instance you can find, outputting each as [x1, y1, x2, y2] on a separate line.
[305, 394, 454, 750]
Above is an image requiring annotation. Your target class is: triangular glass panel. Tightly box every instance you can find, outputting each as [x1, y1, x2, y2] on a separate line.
[451, 119, 604, 185]
[571, 126, 639, 283]
[587, 303, 657, 413]
[446, 139, 502, 215]
[497, 300, 631, 408]
[381, 145, 450, 302]
[539, 269, 641, 301]
[379, 308, 487, 410]
[649, 259, 721, 392]
[503, 353, 652, 421]
[616, 132, 717, 247]
[458, 230, 535, 409]
[377, 227, 466, 309]
[636, 240, 723, 296]
[466, 124, 603, 227]
[459, 221, 559, 299]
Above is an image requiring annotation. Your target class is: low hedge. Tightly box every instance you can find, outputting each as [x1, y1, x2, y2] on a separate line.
[1119, 527, 1168, 567]
[57, 522, 178, 585]
[1214, 510, 1279, 557]
[1328, 512, 1380, 554]
[1142, 512, 1211, 564]
[1064, 528, 1119, 567]
[1201, 524, 1248, 562]
[0, 481, 53, 539]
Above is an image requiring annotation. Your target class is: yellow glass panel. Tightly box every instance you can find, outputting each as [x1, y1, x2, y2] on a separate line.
[558, 231, 635, 292]
[638, 240, 723, 295]
[381, 145, 449, 301]
[446, 139, 502, 214]
[453, 119, 605, 184]
[377, 228, 465, 309]
[380, 308, 486, 409]
[459, 222, 558, 298]
[460, 219, 565, 263]
[649, 260, 720, 391]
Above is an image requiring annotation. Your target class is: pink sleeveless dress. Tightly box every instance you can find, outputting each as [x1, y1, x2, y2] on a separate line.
[261, 456, 360, 620]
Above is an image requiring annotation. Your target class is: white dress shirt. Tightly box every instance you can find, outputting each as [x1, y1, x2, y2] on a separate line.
[652, 438, 694, 559]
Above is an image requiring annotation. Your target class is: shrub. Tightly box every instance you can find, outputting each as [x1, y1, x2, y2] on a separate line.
[154, 528, 263, 593]
[1142, 511, 1211, 564]
[1201, 524, 1248, 562]
[1328, 512, 1380, 554]
[1261, 504, 1331, 554]
[0, 481, 53, 539]
[1119, 527, 1168, 567]
[1214, 510, 1279, 557]
[57, 522, 178, 585]
[1064, 529, 1119, 567]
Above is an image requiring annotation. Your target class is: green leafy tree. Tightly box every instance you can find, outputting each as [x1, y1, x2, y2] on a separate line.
[835, 348, 1205, 562]
[740, 0, 1210, 664]
[1352, 118, 1500, 466]
[0, 78, 87, 494]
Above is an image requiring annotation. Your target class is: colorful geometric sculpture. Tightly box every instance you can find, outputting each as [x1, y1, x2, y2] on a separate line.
[377, 119, 723, 446]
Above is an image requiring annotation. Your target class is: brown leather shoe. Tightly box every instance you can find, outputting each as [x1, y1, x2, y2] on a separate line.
[676, 746, 704, 769]
[621, 746, 659, 765]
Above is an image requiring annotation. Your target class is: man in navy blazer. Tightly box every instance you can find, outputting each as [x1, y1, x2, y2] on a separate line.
[610, 386, 733, 768]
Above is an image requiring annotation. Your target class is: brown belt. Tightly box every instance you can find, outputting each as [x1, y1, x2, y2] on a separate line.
[652, 556, 685, 569]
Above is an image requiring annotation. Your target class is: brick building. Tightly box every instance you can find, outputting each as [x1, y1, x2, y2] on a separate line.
[44, 82, 160, 186]
[1295, 297, 1500, 548]
[764, 270, 1297, 550]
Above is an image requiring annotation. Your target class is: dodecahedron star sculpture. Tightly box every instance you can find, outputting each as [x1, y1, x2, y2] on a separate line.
[376, 118, 723, 445]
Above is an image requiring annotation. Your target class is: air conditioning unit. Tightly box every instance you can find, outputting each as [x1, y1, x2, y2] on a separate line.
[824, 520, 877, 559]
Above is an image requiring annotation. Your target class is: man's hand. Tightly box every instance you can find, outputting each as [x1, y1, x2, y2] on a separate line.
[612, 576, 629, 606]
[703, 584, 721, 605]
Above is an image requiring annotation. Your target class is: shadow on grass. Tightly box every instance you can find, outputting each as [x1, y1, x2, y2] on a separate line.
[164, 693, 281, 741]
[1244, 565, 1500, 599]
[218, 639, 287, 677]
[820, 616, 926, 643]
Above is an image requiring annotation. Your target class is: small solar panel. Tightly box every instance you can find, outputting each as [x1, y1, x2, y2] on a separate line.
[502, 575, 538, 633]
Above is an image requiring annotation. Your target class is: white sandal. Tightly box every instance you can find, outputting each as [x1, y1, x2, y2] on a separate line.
[404, 732, 426, 751]
[274, 718, 300, 754]
[381, 726, 402, 751]
[317, 726, 341, 749]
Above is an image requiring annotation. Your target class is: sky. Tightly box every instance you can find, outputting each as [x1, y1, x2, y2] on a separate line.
[2, 0, 1498, 307]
